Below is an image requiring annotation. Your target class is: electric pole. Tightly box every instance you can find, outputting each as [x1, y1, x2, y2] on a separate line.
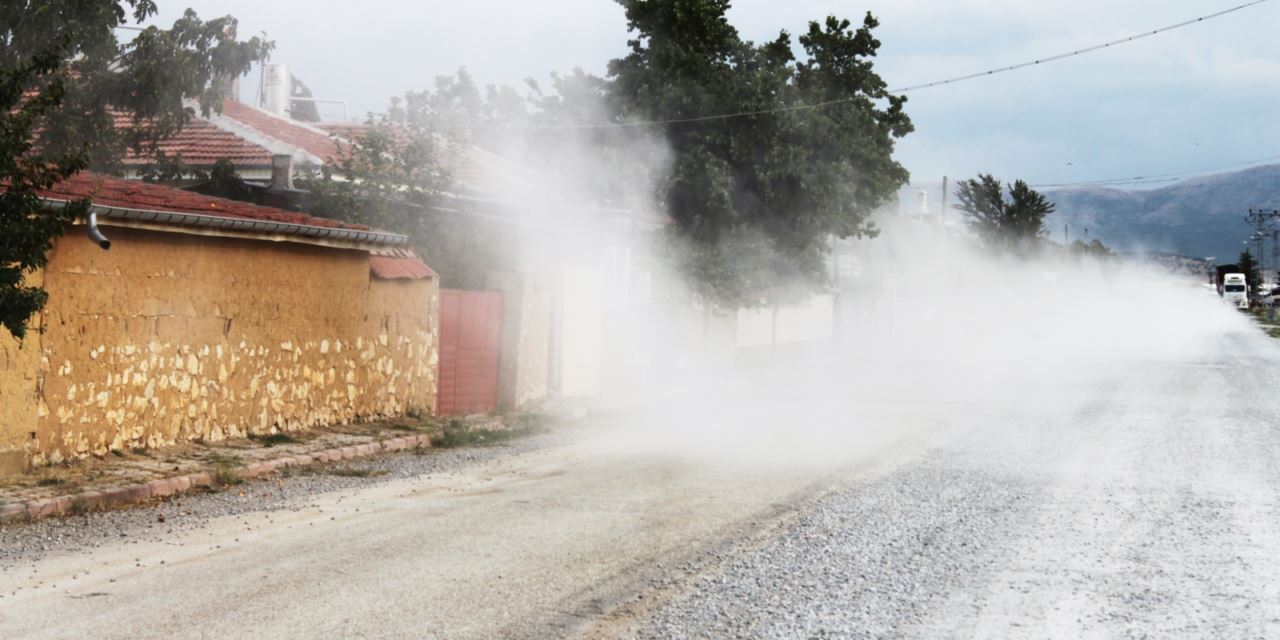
[1245, 209, 1280, 278]
[940, 176, 948, 225]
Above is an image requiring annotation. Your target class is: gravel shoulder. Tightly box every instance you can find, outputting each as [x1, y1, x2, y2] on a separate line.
[0, 428, 561, 569]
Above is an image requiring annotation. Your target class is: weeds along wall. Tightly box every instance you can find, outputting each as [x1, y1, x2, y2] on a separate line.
[0, 226, 438, 469]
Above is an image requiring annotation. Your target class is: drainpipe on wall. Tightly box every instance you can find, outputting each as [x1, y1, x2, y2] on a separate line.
[86, 212, 111, 250]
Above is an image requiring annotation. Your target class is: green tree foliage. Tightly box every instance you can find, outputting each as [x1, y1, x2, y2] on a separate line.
[304, 68, 638, 290]
[1237, 249, 1261, 293]
[0, 1, 271, 338]
[298, 90, 502, 288]
[954, 174, 1055, 254]
[300, 3, 915, 301]
[608, 1, 913, 307]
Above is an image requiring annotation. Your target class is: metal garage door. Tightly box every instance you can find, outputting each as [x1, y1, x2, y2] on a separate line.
[437, 289, 503, 416]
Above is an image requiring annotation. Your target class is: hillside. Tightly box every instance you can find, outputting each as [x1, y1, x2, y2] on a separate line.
[1045, 164, 1280, 262]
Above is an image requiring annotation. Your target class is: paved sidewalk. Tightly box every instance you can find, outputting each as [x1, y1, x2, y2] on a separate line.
[0, 418, 457, 524]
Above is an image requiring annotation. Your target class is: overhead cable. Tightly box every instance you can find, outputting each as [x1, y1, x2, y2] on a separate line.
[518, 0, 1270, 130]
[1030, 154, 1280, 189]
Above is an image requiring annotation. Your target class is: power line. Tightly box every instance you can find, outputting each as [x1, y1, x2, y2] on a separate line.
[1031, 154, 1280, 189]
[514, 0, 1270, 130]
[889, 0, 1270, 93]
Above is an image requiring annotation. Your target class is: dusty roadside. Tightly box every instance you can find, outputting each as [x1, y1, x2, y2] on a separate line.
[0, 419, 927, 640]
[0, 413, 544, 524]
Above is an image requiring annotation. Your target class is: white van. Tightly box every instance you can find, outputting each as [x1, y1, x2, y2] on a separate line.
[1223, 273, 1249, 309]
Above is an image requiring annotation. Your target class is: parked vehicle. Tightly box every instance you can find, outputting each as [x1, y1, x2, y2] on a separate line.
[1213, 264, 1241, 296]
[1223, 273, 1249, 309]
[1255, 286, 1276, 307]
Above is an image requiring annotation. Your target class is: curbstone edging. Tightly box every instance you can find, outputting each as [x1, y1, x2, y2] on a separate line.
[2, 501, 28, 522]
[0, 434, 431, 526]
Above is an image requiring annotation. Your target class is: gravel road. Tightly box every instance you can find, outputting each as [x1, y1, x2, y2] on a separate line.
[0, 432, 561, 569]
[4, 286, 1277, 639]
[613, 329, 1280, 639]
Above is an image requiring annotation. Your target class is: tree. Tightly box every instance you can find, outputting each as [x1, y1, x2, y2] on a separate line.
[607, 1, 912, 307]
[0, 2, 271, 339]
[303, 68, 645, 290]
[1238, 249, 1261, 293]
[953, 174, 1055, 254]
[299, 78, 498, 288]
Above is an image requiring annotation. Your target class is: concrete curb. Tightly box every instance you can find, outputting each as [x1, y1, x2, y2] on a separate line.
[0, 434, 433, 526]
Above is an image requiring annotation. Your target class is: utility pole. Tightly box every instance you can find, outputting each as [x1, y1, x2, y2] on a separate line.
[1064, 224, 1069, 246]
[940, 176, 948, 225]
[1245, 208, 1280, 278]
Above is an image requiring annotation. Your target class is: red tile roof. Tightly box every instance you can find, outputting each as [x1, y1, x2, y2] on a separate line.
[369, 248, 436, 280]
[41, 172, 367, 230]
[113, 111, 274, 167]
[314, 123, 541, 199]
[311, 122, 368, 141]
[218, 99, 342, 164]
[313, 122, 415, 150]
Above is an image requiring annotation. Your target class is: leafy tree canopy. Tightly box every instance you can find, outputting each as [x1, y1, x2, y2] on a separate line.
[954, 174, 1055, 255]
[608, 0, 913, 307]
[1, 1, 272, 338]
[298, 71, 493, 287]
[285, 1, 917, 304]
[304, 68, 658, 290]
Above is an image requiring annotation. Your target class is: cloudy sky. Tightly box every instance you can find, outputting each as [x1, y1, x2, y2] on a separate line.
[144, 0, 1279, 190]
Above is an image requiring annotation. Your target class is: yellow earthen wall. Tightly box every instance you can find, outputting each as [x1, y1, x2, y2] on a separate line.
[23, 227, 437, 466]
[0, 306, 42, 473]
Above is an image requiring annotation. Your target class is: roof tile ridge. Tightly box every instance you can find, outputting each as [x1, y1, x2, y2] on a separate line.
[224, 99, 342, 138]
[194, 100, 325, 166]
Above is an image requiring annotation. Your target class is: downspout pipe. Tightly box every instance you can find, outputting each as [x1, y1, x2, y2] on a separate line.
[86, 212, 111, 250]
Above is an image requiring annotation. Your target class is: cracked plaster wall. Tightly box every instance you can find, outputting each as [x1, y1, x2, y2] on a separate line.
[1, 227, 437, 468]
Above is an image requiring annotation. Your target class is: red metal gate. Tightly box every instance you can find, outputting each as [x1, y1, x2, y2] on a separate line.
[437, 289, 503, 416]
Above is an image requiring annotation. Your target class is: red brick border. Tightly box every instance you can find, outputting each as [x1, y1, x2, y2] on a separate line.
[0, 434, 433, 526]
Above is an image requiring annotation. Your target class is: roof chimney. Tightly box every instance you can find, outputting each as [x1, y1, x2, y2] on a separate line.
[271, 154, 294, 190]
[218, 74, 240, 103]
[261, 63, 291, 116]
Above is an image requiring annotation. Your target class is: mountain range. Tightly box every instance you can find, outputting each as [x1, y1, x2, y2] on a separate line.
[1044, 164, 1280, 264]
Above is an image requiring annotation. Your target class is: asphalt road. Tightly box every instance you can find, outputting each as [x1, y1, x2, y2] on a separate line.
[2, 290, 1275, 639]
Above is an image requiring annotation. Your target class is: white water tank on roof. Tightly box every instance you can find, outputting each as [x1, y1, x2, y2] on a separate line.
[261, 63, 291, 116]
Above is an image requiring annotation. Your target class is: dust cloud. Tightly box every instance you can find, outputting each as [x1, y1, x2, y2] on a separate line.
[578, 212, 1253, 469]
[473, 107, 1251, 471]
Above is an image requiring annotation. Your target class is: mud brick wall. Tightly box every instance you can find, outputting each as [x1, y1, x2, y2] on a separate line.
[0, 227, 437, 469]
[0, 311, 41, 474]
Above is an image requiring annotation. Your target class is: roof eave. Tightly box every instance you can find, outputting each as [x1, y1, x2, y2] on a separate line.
[41, 198, 408, 251]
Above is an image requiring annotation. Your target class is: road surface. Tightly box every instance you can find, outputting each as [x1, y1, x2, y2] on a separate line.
[2, 297, 1277, 639]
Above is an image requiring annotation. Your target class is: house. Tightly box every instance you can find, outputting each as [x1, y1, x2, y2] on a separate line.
[0, 173, 437, 474]
[116, 77, 680, 410]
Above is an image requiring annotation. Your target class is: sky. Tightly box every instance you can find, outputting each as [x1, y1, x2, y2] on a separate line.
[142, 0, 1280, 191]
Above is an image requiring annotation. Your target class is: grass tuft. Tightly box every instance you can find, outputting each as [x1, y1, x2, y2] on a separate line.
[248, 432, 303, 447]
[325, 466, 384, 478]
[430, 413, 550, 449]
[204, 453, 243, 486]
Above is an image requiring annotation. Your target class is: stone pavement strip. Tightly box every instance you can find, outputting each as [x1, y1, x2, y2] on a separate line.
[0, 427, 436, 525]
